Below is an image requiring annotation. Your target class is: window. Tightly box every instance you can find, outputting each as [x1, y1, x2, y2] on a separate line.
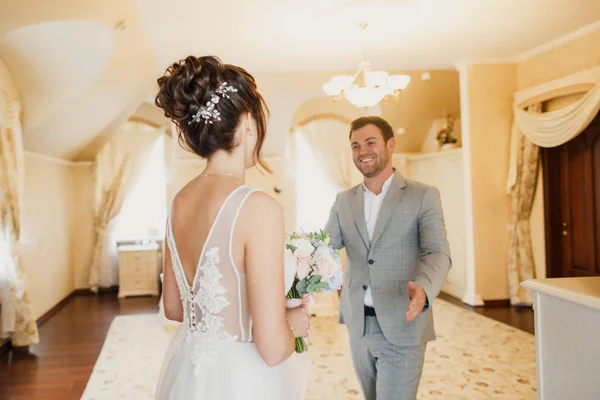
[113, 135, 167, 241]
[294, 132, 342, 233]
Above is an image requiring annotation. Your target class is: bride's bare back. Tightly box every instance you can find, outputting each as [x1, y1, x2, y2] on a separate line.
[162, 175, 298, 363]
[170, 176, 250, 285]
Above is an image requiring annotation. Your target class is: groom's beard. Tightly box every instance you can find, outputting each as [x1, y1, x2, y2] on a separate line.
[354, 151, 389, 178]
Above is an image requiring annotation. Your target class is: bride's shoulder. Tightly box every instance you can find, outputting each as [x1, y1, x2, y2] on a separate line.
[242, 188, 282, 215]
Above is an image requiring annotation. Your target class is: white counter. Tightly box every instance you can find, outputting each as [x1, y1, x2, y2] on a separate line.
[521, 277, 600, 400]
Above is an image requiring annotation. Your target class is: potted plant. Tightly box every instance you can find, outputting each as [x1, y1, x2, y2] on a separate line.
[437, 114, 459, 150]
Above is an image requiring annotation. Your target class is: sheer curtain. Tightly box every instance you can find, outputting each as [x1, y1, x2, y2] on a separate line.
[294, 133, 343, 233]
[99, 135, 167, 286]
[295, 118, 354, 190]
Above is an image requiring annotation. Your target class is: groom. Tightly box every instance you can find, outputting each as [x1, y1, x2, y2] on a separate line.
[324, 116, 451, 400]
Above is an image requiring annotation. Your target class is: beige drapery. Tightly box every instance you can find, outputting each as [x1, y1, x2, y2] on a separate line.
[506, 104, 541, 306]
[512, 85, 600, 148]
[0, 89, 39, 346]
[88, 122, 163, 291]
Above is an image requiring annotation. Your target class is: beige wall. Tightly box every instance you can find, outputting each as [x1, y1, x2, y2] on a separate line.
[517, 29, 600, 90]
[466, 63, 516, 300]
[71, 164, 95, 289]
[19, 154, 75, 319]
[383, 70, 461, 152]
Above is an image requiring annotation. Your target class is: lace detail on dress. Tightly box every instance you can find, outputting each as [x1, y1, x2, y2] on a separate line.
[190, 247, 237, 376]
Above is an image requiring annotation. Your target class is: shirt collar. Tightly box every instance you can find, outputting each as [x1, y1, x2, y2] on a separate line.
[363, 171, 395, 196]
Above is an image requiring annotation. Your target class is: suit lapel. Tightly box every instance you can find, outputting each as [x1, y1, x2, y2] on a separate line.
[351, 186, 370, 249]
[370, 172, 406, 247]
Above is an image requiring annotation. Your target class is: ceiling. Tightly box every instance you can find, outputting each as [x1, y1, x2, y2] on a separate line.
[1, 0, 600, 160]
[135, 0, 600, 72]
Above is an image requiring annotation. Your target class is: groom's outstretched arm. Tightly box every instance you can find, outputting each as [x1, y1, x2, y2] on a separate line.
[324, 194, 344, 250]
[415, 186, 452, 304]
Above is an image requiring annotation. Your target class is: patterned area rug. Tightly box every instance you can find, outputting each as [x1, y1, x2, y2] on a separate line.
[81, 299, 536, 400]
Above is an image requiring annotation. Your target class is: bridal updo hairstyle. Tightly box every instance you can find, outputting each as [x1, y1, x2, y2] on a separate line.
[155, 55, 270, 171]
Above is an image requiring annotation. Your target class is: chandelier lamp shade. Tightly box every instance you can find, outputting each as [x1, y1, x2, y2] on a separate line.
[322, 23, 410, 108]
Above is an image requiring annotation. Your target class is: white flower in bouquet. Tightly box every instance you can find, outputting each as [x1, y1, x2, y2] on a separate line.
[315, 255, 339, 282]
[290, 237, 314, 259]
[296, 259, 312, 281]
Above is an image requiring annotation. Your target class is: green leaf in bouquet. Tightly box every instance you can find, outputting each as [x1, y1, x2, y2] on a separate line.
[286, 244, 297, 252]
[296, 279, 308, 295]
[309, 275, 322, 285]
[307, 282, 318, 293]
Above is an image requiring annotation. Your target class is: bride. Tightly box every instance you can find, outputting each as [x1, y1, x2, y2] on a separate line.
[154, 55, 310, 399]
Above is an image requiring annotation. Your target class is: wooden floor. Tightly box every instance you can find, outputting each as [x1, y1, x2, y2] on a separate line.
[0, 293, 159, 400]
[0, 292, 534, 399]
[439, 293, 535, 334]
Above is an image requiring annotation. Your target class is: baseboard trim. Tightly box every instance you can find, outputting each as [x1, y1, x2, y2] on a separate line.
[38, 287, 116, 325]
[461, 291, 484, 307]
[483, 299, 511, 307]
[74, 286, 118, 295]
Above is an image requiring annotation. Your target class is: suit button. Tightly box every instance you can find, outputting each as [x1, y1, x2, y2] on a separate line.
[362, 285, 368, 290]
[368, 259, 374, 265]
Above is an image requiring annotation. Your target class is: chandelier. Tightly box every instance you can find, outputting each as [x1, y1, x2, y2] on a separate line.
[322, 23, 410, 108]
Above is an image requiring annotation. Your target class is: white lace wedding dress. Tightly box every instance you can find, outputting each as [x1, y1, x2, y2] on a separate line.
[155, 185, 307, 400]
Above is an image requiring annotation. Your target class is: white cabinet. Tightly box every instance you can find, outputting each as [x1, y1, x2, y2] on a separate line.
[118, 243, 160, 298]
[522, 277, 600, 400]
[406, 149, 466, 299]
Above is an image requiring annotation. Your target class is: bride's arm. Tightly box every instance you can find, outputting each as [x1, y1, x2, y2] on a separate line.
[163, 236, 183, 322]
[244, 192, 298, 366]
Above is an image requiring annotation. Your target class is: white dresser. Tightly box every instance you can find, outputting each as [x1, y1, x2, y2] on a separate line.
[117, 242, 160, 298]
[521, 277, 600, 399]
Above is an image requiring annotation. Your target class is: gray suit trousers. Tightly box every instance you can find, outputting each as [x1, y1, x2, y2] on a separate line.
[350, 315, 427, 400]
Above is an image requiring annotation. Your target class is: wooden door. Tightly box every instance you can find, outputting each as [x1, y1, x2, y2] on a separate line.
[542, 112, 600, 278]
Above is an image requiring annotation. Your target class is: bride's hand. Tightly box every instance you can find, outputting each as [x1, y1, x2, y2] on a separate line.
[301, 295, 315, 315]
[286, 306, 311, 338]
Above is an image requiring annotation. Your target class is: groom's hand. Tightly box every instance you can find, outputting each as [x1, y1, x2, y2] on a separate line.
[405, 281, 426, 322]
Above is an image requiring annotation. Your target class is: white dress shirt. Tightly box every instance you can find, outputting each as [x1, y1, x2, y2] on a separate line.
[363, 173, 394, 307]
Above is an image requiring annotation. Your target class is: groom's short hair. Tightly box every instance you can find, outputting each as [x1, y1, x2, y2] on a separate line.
[349, 116, 394, 142]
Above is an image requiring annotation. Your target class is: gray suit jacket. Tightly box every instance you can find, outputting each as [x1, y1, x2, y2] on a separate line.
[325, 171, 451, 346]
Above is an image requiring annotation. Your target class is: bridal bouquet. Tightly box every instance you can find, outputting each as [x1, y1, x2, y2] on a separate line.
[284, 230, 343, 353]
